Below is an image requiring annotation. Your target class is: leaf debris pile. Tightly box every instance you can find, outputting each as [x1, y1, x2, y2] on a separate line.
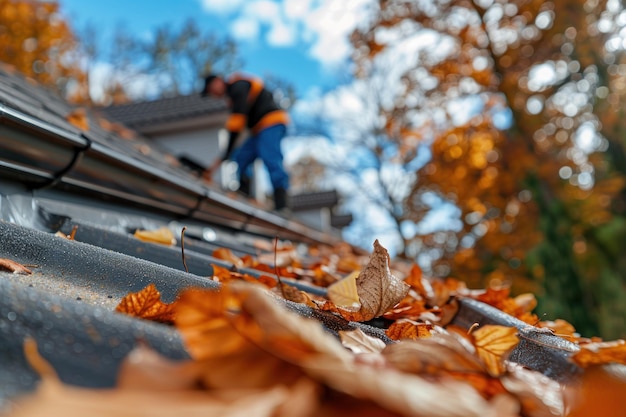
[8, 240, 626, 417]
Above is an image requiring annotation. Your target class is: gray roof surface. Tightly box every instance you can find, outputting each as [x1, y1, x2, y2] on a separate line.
[289, 190, 339, 211]
[101, 93, 227, 128]
[0, 64, 188, 178]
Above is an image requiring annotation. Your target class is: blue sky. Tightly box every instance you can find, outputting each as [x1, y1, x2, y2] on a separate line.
[58, 0, 370, 98]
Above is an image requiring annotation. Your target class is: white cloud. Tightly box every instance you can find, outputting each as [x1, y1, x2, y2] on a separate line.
[231, 16, 260, 41]
[302, 0, 373, 67]
[267, 21, 296, 47]
[199, 0, 245, 15]
[201, 0, 373, 66]
[248, 0, 281, 23]
[226, 0, 297, 47]
[284, 0, 313, 19]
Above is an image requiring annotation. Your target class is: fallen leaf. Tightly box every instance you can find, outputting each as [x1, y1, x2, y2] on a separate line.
[322, 240, 410, 322]
[115, 284, 175, 324]
[213, 248, 244, 268]
[501, 363, 565, 417]
[0, 258, 32, 275]
[472, 325, 519, 376]
[404, 263, 434, 300]
[256, 247, 297, 268]
[383, 332, 485, 375]
[381, 298, 428, 320]
[275, 280, 312, 305]
[66, 107, 89, 131]
[570, 339, 626, 367]
[302, 357, 501, 417]
[386, 320, 434, 341]
[327, 270, 360, 311]
[133, 226, 176, 246]
[539, 319, 579, 342]
[339, 328, 386, 354]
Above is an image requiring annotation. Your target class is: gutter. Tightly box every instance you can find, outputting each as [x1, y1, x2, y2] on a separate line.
[0, 103, 340, 246]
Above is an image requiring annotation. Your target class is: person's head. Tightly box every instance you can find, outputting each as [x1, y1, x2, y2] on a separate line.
[202, 74, 226, 97]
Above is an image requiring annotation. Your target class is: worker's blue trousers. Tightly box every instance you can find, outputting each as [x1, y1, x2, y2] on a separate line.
[231, 123, 289, 191]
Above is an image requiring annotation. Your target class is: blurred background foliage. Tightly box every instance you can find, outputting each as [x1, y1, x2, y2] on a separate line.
[0, 0, 624, 338]
[350, 0, 626, 338]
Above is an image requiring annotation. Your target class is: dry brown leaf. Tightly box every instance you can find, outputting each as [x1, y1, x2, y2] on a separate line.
[213, 248, 245, 268]
[133, 226, 176, 246]
[472, 325, 519, 376]
[11, 376, 316, 417]
[570, 339, 626, 367]
[383, 332, 485, 375]
[386, 320, 434, 341]
[354, 240, 410, 319]
[301, 357, 503, 417]
[0, 257, 32, 275]
[381, 298, 428, 320]
[404, 263, 434, 300]
[323, 240, 410, 322]
[538, 319, 580, 343]
[227, 283, 354, 364]
[66, 107, 89, 131]
[115, 284, 175, 324]
[275, 280, 312, 305]
[339, 328, 386, 354]
[256, 247, 297, 268]
[500, 363, 565, 417]
[17, 339, 321, 417]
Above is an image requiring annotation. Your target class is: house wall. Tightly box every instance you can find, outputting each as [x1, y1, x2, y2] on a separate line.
[152, 126, 224, 168]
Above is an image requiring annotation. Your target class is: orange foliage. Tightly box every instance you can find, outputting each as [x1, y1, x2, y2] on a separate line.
[0, 0, 89, 102]
[115, 283, 175, 324]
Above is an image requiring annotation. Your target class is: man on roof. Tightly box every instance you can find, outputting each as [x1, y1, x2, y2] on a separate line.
[201, 73, 290, 211]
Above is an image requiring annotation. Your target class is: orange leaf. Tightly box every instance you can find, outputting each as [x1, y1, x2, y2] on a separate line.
[386, 320, 433, 341]
[404, 264, 433, 300]
[210, 263, 236, 282]
[570, 339, 626, 367]
[471, 325, 519, 376]
[0, 258, 32, 275]
[213, 247, 244, 268]
[66, 108, 89, 131]
[382, 298, 428, 320]
[115, 284, 175, 324]
[133, 226, 176, 246]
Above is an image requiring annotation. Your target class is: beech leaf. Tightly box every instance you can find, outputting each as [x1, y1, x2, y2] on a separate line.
[472, 325, 519, 376]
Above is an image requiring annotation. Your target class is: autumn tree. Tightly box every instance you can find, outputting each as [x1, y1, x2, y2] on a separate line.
[350, 0, 626, 338]
[0, 0, 89, 102]
[75, 19, 244, 104]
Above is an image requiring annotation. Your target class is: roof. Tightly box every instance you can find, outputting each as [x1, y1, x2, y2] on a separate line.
[0, 66, 582, 410]
[289, 190, 339, 211]
[100, 93, 227, 129]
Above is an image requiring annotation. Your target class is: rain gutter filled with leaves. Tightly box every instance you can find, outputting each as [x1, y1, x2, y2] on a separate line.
[1, 67, 625, 416]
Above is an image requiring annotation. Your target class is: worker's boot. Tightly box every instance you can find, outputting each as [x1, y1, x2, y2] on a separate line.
[238, 176, 251, 197]
[274, 187, 289, 212]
